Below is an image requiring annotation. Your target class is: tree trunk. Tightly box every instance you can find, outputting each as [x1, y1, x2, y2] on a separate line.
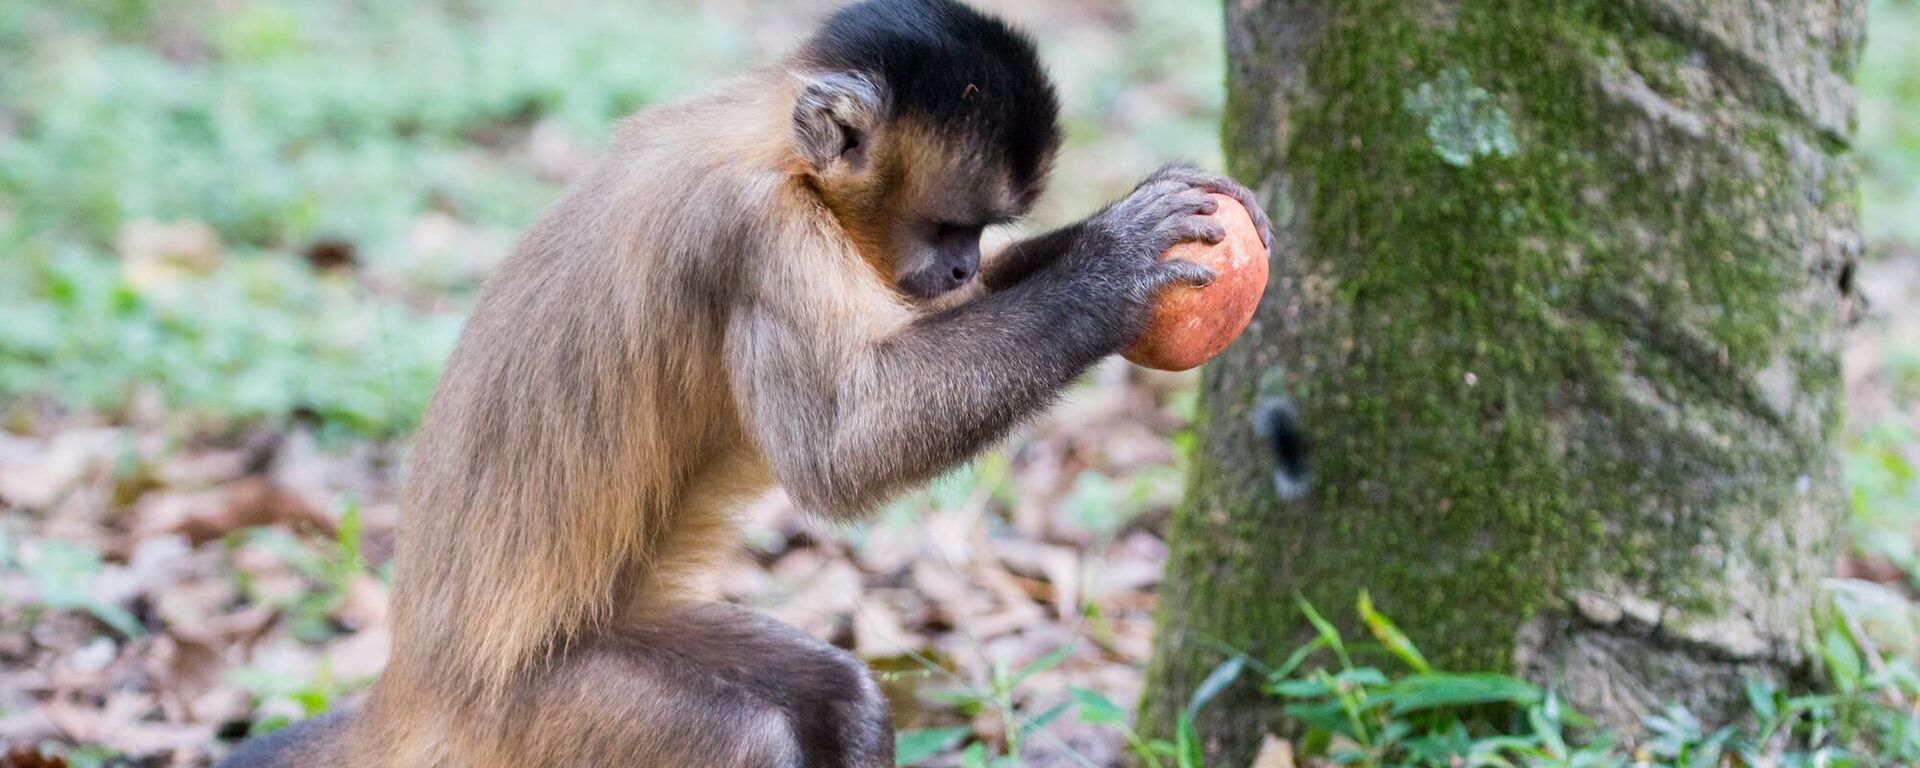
[1141, 1, 1866, 762]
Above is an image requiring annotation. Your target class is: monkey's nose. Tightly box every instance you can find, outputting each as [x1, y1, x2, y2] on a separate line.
[951, 264, 975, 283]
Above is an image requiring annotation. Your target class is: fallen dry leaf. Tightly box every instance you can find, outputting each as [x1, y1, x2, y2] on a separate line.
[851, 592, 924, 658]
[762, 557, 862, 638]
[118, 219, 222, 292]
[993, 539, 1081, 617]
[332, 574, 389, 631]
[147, 630, 225, 720]
[44, 691, 212, 756]
[324, 627, 390, 683]
[0, 745, 66, 768]
[1251, 734, 1297, 768]
[0, 429, 122, 511]
[134, 476, 330, 545]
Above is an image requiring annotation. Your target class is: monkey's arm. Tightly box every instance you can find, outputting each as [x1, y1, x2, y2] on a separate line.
[734, 268, 1130, 516]
[735, 177, 1243, 516]
[980, 222, 1083, 292]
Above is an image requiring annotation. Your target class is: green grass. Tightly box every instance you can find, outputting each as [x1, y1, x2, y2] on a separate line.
[1248, 594, 1920, 767]
[0, 0, 745, 438]
[1861, 0, 1920, 246]
[895, 593, 1920, 766]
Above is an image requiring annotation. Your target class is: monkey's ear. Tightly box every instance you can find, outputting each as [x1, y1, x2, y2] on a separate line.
[792, 71, 885, 172]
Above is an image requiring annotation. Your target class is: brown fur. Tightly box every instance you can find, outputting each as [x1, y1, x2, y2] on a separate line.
[355, 70, 904, 767]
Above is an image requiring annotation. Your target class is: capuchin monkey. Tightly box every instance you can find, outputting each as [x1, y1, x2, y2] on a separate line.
[218, 0, 1270, 766]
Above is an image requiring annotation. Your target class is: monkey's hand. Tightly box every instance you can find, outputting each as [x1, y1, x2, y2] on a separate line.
[1135, 163, 1274, 251]
[1060, 164, 1268, 344]
[986, 165, 1271, 295]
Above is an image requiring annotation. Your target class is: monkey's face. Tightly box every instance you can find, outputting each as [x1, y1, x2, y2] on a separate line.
[892, 216, 986, 301]
[798, 92, 1041, 302]
[892, 161, 1030, 300]
[868, 130, 1031, 302]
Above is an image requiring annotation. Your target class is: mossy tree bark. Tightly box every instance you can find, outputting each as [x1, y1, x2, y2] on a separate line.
[1142, 1, 1866, 761]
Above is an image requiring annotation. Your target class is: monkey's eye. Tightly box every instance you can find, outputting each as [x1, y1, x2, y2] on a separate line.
[933, 222, 984, 242]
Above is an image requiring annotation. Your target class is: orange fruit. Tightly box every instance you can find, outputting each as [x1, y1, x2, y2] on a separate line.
[1122, 193, 1269, 371]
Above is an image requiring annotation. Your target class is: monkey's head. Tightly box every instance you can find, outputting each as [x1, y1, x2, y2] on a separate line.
[789, 0, 1061, 301]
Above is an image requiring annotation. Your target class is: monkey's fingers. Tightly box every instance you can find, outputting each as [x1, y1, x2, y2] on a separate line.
[1144, 161, 1205, 186]
[1134, 179, 1195, 205]
[1160, 214, 1228, 247]
[1146, 166, 1274, 252]
[1155, 258, 1216, 288]
[1213, 183, 1272, 251]
[1158, 186, 1219, 217]
[1216, 184, 1273, 252]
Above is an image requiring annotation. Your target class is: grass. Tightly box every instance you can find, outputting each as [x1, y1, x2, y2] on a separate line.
[896, 592, 1920, 766]
[0, 0, 744, 438]
[1861, 0, 1920, 245]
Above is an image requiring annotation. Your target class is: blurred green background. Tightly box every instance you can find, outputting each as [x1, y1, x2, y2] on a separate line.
[0, 0, 1916, 764]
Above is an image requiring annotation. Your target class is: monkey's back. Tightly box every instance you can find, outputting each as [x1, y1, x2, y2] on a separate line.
[354, 80, 808, 766]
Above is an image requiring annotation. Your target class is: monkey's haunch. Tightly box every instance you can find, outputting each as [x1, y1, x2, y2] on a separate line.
[1122, 194, 1269, 371]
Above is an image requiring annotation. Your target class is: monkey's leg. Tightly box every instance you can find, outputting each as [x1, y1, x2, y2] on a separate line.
[214, 710, 354, 768]
[506, 603, 893, 768]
